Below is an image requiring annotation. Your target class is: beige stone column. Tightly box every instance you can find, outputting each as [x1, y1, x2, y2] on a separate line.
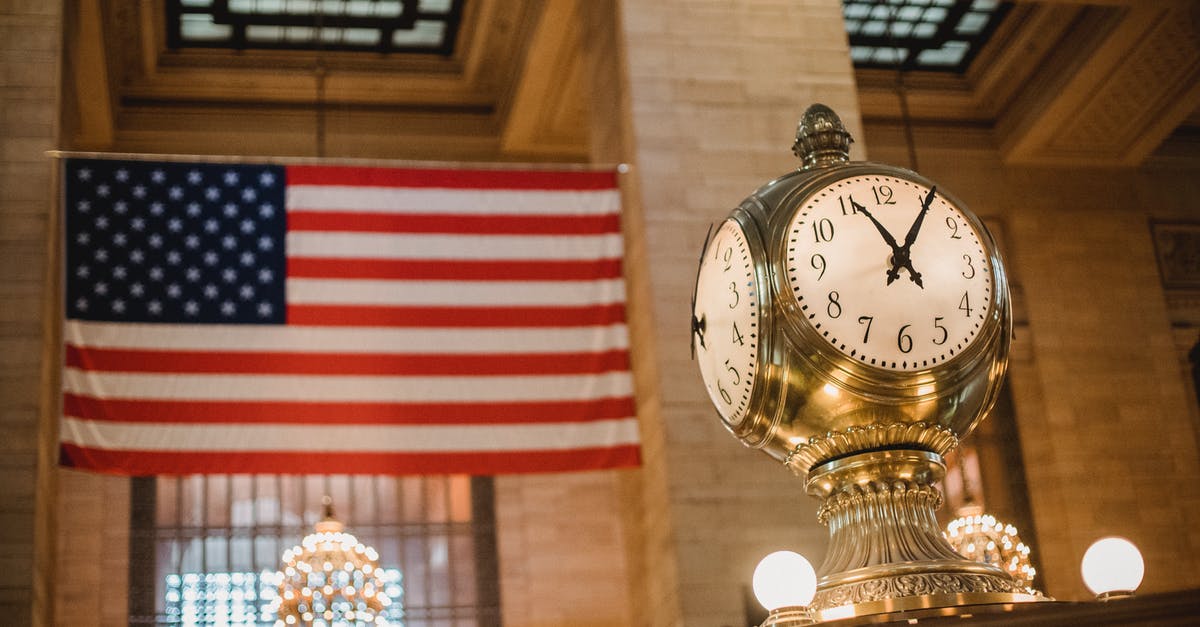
[0, 2, 62, 625]
[614, 1, 863, 624]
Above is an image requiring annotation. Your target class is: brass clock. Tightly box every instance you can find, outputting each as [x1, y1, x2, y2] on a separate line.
[690, 104, 1026, 613]
[691, 217, 766, 428]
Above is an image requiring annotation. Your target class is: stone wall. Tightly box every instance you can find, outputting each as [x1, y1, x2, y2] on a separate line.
[0, 2, 61, 625]
[615, 1, 863, 624]
[864, 123, 1200, 599]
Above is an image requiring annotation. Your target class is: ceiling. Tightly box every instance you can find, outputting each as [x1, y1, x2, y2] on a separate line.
[64, 0, 1200, 167]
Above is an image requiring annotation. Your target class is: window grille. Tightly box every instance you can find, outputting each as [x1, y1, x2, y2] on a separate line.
[129, 474, 500, 627]
[165, 0, 464, 55]
[843, 0, 1012, 73]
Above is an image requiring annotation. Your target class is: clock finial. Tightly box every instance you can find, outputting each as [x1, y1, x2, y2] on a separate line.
[792, 103, 853, 169]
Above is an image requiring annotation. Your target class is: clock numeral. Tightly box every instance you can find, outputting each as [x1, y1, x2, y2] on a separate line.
[897, 324, 914, 354]
[810, 253, 826, 280]
[958, 292, 973, 317]
[872, 185, 896, 205]
[858, 315, 874, 343]
[732, 321, 745, 346]
[724, 359, 741, 385]
[839, 196, 857, 215]
[827, 291, 842, 319]
[722, 247, 733, 272]
[962, 254, 976, 279]
[728, 282, 740, 309]
[933, 316, 948, 345]
[718, 381, 733, 405]
[945, 216, 963, 240]
[812, 218, 835, 243]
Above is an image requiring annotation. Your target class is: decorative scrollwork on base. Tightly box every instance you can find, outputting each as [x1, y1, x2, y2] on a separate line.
[811, 572, 1028, 610]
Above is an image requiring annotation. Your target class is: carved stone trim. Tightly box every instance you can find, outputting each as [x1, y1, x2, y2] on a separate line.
[784, 421, 959, 474]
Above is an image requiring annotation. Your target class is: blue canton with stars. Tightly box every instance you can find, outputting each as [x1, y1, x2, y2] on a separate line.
[64, 159, 287, 324]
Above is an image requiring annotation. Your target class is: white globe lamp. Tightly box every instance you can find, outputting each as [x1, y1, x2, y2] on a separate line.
[752, 551, 817, 626]
[1081, 536, 1144, 601]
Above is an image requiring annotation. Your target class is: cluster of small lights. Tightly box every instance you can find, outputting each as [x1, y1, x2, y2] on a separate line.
[270, 524, 396, 626]
[945, 513, 1036, 589]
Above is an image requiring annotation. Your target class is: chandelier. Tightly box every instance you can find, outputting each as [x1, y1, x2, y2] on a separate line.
[270, 498, 394, 626]
[945, 510, 1037, 590]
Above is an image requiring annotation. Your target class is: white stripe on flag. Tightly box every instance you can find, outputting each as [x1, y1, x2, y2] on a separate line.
[64, 320, 631, 354]
[287, 186, 621, 216]
[61, 416, 641, 452]
[63, 368, 634, 402]
[286, 278, 627, 307]
[287, 232, 623, 261]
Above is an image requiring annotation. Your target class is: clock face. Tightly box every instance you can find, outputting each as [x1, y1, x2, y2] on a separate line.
[784, 174, 993, 371]
[692, 219, 761, 424]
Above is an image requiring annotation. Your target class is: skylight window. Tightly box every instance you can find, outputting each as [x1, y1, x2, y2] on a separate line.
[844, 0, 1012, 73]
[166, 0, 463, 55]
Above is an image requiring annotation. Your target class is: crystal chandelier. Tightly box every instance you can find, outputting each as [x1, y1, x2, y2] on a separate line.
[945, 510, 1037, 590]
[271, 498, 394, 626]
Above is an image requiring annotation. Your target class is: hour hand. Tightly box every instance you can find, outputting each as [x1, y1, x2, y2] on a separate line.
[691, 313, 707, 355]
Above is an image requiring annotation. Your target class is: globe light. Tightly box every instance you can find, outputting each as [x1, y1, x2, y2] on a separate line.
[752, 551, 817, 611]
[1080, 536, 1144, 600]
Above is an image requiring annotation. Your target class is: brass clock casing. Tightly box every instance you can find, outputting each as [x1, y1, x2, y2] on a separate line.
[709, 117, 1011, 477]
[693, 104, 1034, 614]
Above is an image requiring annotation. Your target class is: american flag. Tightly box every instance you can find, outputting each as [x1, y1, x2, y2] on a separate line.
[60, 157, 640, 475]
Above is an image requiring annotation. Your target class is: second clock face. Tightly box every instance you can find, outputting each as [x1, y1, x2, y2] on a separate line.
[784, 174, 993, 372]
[693, 219, 760, 425]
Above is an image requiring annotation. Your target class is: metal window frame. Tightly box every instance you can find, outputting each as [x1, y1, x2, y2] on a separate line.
[845, 0, 1013, 73]
[164, 0, 465, 55]
[129, 474, 499, 626]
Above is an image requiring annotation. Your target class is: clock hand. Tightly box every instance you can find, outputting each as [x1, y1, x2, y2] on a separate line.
[852, 197, 904, 284]
[901, 186, 936, 251]
[692, 314, 707, 350]
[690, 223, 715, 359]
[894, 186, 936, 288]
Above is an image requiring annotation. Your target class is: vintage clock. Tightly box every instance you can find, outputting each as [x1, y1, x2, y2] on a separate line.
[691, 105, 1033, 616]
[691, 218, 762, 426]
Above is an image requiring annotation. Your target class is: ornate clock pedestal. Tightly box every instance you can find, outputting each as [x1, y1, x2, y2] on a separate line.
[800, 449, 1034, 617]
[691, 104, 1048, 623]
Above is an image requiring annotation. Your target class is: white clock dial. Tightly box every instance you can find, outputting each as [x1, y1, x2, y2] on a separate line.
[785, 174, 993, 371]
[693, 219, 761, 424]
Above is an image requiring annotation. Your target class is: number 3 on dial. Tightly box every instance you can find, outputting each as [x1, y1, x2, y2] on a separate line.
[692, 219, 762, 425]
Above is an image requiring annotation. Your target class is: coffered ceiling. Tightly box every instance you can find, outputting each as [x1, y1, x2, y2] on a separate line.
[63, 0, 1200, 167]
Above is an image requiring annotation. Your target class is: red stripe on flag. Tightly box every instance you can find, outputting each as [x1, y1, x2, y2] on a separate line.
[287, 304, 627, 327]
[65, 344, 631, 376]
[287, 257, 624, 281]
[287, 165, 619, 190]
[62, 393, 636, 425]
[288, 211, 621, 235]
[60, 443, 642, 475]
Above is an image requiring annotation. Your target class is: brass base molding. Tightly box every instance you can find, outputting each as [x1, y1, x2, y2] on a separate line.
[804, 449, 1045, 613]
[785, 422, 959, 475]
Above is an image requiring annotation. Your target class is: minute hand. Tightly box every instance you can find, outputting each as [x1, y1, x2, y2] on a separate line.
[889, 186, 937, 288]
[851, 197, 904, 285]
[902, 186, 937, 250]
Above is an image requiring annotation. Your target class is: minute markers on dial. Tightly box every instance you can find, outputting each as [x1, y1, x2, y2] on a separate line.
[785, 175, 992, 372]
